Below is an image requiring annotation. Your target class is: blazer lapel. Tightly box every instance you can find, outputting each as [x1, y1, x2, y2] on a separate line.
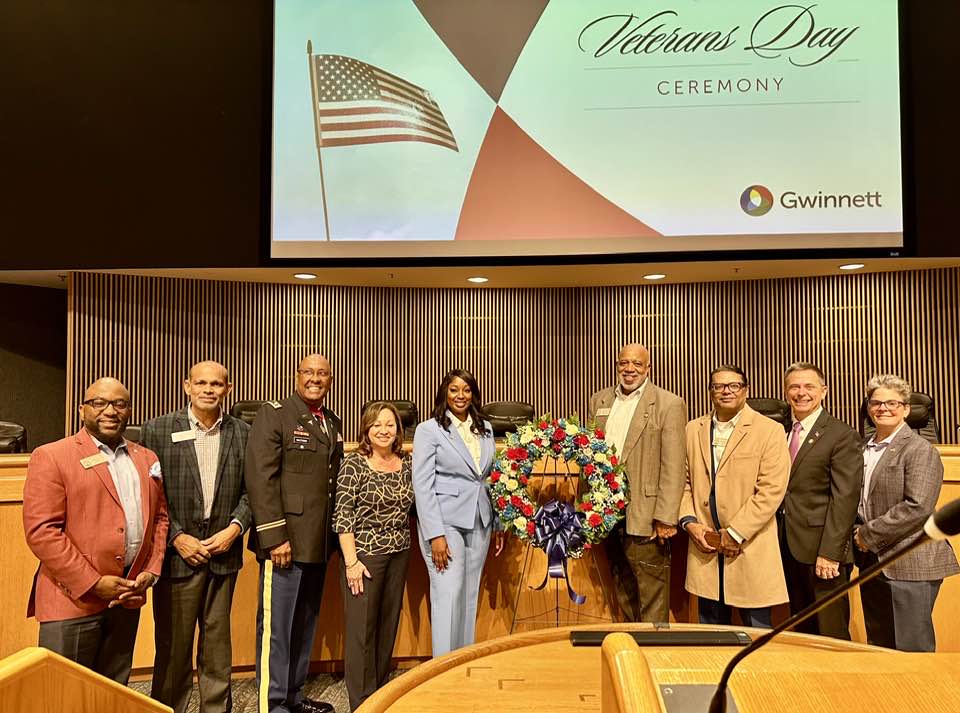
[716, 410, 751, 474]
[595, 389, 616, 430]
[76, 430, 122, 507]
[175, 410, 204, 499]
[791, 410, 830, 472]
[446, 421, 480, 477]
[213, 415, 236, 502]
[292, 394, 330, 446]
[866, 426, 911, 500]
[620, 385, 656, 462]
[480, 432, 495, 475]
[698, 417, 711, 475]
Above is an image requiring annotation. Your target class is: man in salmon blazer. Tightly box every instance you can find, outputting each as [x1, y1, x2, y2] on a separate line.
[678, 365, 790, 628]
[22, 377, 169, 684]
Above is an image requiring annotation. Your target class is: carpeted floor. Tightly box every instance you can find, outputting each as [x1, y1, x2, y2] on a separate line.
[129, 673, 355, 712]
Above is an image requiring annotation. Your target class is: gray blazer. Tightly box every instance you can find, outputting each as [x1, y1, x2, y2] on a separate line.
[141, 408, 251, 578]
[859, 426, 960, 581]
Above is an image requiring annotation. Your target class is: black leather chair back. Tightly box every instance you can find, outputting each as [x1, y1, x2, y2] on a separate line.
[231, 400, 268, 426]
[746, 398, 791, 432]
[361, 400, 419, 441]
[0, 421, 27, 453]
[860, 391, 940, 443]
[123, 424, 142, 444]
[483, 401, 535, 438]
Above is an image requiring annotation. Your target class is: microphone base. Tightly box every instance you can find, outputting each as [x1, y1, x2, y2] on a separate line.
[660, 684, 740, 712]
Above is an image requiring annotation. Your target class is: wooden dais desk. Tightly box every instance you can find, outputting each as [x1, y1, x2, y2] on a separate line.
[358, 623, 960, 713]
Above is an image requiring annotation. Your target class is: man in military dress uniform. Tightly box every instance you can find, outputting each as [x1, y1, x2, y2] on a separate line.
[245, 354, 343, 713]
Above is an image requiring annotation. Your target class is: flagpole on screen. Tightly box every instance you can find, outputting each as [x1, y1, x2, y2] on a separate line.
[306, 40, 332, 241]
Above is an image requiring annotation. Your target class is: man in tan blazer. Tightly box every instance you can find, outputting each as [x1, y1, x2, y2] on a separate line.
[679, 365, 790, 627]
[22, 377, 169, 684]
[589, 343, 687, 622]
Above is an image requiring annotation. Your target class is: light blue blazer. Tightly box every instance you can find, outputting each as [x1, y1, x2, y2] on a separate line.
[413, 415, 496, 542]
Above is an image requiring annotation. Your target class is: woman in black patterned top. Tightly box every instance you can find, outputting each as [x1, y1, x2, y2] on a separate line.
[333, 401, 413, 711]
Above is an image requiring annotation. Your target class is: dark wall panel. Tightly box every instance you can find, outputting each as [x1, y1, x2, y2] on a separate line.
[0, 284, 66, 448]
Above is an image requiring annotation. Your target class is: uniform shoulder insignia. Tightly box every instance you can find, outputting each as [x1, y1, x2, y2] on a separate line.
[268, 401, 282, 409]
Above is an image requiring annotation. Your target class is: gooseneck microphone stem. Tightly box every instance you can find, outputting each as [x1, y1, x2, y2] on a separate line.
[708, 533, 933, 713]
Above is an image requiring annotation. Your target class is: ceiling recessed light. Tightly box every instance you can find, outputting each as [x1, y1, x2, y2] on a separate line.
[839, 263, 865, 271]
[293, 273, 317, 280]
[643, 273, 667, 281]
[467, 276, 489, 284]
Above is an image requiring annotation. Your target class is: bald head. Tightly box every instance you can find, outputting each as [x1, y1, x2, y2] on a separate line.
[184, 360, 233, 420]
[296, 353, 333, 407]
[616, 343, 651, 393]
[80, 377, 131, 447]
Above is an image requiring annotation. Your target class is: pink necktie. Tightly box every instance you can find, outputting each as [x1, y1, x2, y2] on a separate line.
[788, 421, 803, 462]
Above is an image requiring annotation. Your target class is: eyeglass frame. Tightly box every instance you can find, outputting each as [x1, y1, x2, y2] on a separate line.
[867, 399, 907, 411]
[82, 398, 131, 412]
[297, 368, 331, 378]
[709, 382, 746, 394]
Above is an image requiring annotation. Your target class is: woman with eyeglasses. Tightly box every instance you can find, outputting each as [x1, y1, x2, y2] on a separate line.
[412, 369, 505, 657]
[333, 401, 413, 710]
[854, 374, 959, 651]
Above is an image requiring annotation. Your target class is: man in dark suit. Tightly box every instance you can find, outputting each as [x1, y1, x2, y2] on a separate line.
[779, 362, 862, 639]
[245, 354, 343, 713]
[141, 361, 251, 713]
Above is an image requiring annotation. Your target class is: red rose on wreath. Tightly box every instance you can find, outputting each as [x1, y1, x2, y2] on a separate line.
[538, 421, 549, 430]
[610, 481, 620, 492]
[511, 495, 523, 507]
[519, 475, 528, 485]
[552, 419, 559, 427]
[588, 513, 602, 527]
[552, 443, 563, 453]
[534, 437, 543, 447]
[497, 496, 506, 509]
[522, 503, 534, 517]
[526, 521, 536, 535]
[511, 462, 519, 470]
[581, 501, 593, 511]
[594, 428, 605, 439]
[604, 507, 613, 515]
[490, 471, 501, 482]
[552, 427, 565, 441]
[583, 463, 596, 476]
[575, 434, 589, 447]
[609, 455, 619, 466]
[616, 500, 626, 510]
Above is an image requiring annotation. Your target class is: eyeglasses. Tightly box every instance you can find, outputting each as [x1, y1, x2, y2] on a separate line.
[298, 369, 330, 378]
[868, 399, 906, 411]
[710, 382, 746, 394]
[617, 359, 648, 369]
[82, 398, 131, 412]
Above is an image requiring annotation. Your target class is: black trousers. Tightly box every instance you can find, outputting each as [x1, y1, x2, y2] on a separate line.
[340, 549, 411, 712]
[781, 543, 853, 640]
[38, 605, 141, 684]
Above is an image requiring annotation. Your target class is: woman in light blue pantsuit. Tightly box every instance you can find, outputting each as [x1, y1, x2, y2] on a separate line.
[413, 369, 504, 657]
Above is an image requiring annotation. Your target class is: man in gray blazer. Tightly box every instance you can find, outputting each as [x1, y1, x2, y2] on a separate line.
[780, 362, 862, 639]
[588, 343, 686, 622]
[855, 374, 960, 651]
[141, 361, 251, 713]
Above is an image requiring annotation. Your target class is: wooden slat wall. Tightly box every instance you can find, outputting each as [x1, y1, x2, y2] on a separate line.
[66, 269, 960, 444]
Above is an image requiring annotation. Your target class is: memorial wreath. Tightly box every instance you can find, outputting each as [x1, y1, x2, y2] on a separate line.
[487, 414, 628, 558]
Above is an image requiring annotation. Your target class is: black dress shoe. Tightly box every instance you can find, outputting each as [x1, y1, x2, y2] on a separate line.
[296, 698, 334, 713]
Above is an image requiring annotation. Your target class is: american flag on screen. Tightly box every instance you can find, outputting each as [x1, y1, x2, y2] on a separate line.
[311, 54, 458, 151]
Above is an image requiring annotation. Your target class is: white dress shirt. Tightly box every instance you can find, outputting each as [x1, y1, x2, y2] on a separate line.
[92, 435, 144, 567]
[604, 380, 647, 457]
[788, 406, 823, 450]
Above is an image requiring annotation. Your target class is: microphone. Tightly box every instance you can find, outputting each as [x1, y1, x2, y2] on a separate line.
[708, 496, 960, 713]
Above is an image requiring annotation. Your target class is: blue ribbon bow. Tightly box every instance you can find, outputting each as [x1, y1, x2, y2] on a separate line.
[531, 499, 587, 604]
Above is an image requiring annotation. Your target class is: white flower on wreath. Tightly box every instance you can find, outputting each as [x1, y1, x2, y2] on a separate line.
[565, 423, 579, 436]
[519, 429, 535, 445]
[506, 478, 519, 491]
[513, 516, 528, 530]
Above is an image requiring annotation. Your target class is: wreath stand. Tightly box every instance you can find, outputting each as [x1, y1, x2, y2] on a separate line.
[508, 456, 617, 632]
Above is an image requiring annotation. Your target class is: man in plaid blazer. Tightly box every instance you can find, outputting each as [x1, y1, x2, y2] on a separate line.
[141, 361, 251, 713]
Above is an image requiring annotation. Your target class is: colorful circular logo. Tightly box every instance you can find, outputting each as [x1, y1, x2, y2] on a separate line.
[740, 185, 774, 216]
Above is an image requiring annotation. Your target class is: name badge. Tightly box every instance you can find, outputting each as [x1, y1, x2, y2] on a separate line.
[80, 453, 108, 469]
[597, 408, 611, 417]
[171, 429, 196, 443]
